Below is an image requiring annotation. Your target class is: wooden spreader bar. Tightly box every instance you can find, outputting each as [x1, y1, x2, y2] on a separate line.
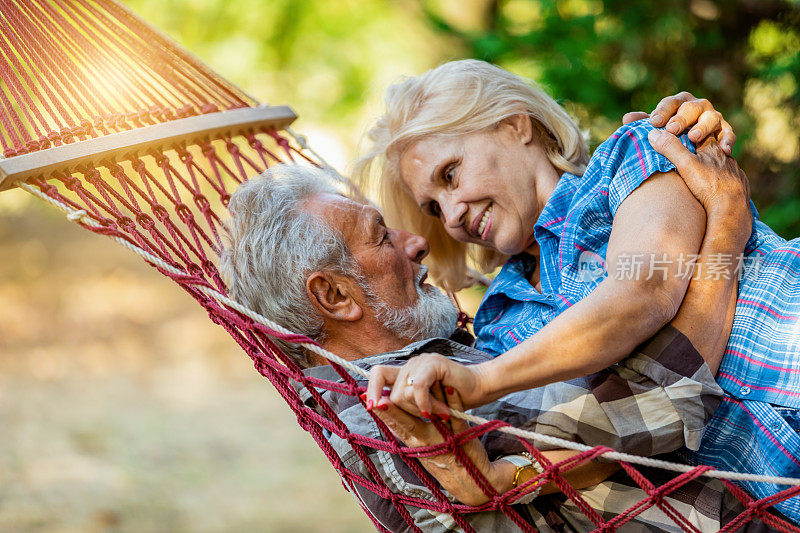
[0, 105, 297, 191]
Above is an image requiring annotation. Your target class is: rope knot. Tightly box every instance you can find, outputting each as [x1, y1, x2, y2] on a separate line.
[148, 105, 166, 122]
[47, 131, 62, 146]
[117, 216, 136, 231]
[648, 489, 665, 507]
[193, 194, 211, 211]
[79, 120, 93, 136]
[36, 136, 51, 150]
[246, 133, 261, 148]
[199, 103, 218, 114]
[63, 176, 82, 191]
[105, 113, 124, 130]
[153, 152, 169, 168]
[66, 209, 88, 222]
[291, 131, 309, 150]
[225, 141, 240, 156]
[200, 142, 216, 158]
[132, 158, 147, 173]
[187, 263, 204, 277]
[175, 203, 194, 223]
[136, 213, 156, 230]
[152, 205, 170, 221]
[71, 123, 90, 139]
[177, 148, 194, 164]
[59, 127, 75, 144]
[126, 111, 144, 128]
[201, 260, 218, 278]
[175, 105, 194, 118]
[749, 501, 767, 519]
[93, 117, 107, 135]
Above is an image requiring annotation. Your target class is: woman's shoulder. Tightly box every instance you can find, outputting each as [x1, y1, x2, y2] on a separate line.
[590, 119, 694, 171]
[581, 119, 695, 215]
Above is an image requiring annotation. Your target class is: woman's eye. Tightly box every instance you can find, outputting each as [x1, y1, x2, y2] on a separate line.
[443, 164, 456, 184]
[429, 202, 441, 217]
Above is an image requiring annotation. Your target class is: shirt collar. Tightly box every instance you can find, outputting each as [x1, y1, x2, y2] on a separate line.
[533, 171, 582, 241]
[479, 255, 544, 304]
[298, 337, 491, 404]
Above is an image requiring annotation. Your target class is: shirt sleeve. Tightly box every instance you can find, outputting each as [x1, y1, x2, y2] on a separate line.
[598, 120, 695, 217]
[471, 326, 723, 457]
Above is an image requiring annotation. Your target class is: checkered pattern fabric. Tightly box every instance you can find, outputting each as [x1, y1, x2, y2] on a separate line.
[299, 327, 738, 531]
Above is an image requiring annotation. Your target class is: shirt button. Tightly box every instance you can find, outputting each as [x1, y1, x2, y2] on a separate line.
[740, 386, 752, 396]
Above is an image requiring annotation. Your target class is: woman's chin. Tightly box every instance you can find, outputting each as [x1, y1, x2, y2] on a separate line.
[484, 237, 525, 256]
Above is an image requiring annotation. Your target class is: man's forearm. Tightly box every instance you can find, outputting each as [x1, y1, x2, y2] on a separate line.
[668, 216, 742, 374]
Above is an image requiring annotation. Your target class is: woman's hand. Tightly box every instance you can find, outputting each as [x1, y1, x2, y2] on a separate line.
[622, 92, 736, 155]
[647, 129, 752, 248]
[366, 353, 490, 419]
[371, 385, 511, 506]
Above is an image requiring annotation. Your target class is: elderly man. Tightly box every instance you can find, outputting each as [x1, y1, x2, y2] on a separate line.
[220, 162, 766, 532]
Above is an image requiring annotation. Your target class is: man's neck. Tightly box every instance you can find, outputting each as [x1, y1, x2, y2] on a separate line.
[319, 328, 411, 363]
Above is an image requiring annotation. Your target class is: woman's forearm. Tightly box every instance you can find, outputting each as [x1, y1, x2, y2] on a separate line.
[476, 277, 678, 402]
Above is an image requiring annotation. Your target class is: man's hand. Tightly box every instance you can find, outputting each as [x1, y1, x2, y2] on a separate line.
[623, 91, 736, 155]
[371, 386, 506, 506]
[647, 128, 752, 249]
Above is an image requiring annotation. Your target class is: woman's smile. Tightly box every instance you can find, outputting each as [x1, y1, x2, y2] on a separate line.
[472, 202, 493, 240]
[399, 122, 559, 255]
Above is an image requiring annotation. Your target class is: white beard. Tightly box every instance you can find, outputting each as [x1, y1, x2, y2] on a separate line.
[362, 266, 458, 342]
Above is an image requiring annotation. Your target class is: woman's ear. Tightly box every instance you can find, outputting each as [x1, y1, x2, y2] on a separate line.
[502, 114, 535, 145]
[306, 271, 363, 323]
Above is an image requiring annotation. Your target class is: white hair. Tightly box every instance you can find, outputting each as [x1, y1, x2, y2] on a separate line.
[219, 164, 357, 368]
[364, 265, 458, 342]
[352, 59, 589, 291]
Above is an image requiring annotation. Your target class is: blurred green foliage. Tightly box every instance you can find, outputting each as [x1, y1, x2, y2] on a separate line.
[422, 0, 800, 237]
[126, 0, 799, 238]
[125, 0, 456, 166]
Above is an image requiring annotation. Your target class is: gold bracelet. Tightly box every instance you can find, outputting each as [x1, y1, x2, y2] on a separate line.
[506, 452, 544, 488]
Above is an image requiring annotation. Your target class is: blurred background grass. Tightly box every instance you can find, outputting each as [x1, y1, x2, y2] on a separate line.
[1, 0, 798, 531]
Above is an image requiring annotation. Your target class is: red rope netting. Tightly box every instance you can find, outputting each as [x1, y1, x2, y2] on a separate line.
[2, 1, 800, 531]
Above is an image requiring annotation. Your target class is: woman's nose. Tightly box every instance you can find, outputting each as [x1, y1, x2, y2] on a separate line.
[440, 196, 467, 229]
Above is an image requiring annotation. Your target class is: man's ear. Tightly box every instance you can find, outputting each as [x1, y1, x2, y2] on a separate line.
[306, 271, 363, 323]
[501, 114, 535, 145]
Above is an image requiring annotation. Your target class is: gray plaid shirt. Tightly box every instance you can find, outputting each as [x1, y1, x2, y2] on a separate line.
[300, 326, 764, 532]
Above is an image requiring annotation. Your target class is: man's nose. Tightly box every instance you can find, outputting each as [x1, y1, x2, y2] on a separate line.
[398, 230, 429, 263]
[440, 195, 467, 229]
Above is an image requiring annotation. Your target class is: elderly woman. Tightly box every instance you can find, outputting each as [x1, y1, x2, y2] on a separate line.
[359, 60, 800, 521]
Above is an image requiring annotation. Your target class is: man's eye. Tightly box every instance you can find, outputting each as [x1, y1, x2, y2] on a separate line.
[382, 232, 393, 245]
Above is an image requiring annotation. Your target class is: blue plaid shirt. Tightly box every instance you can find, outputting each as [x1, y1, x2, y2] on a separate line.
[474, 119, 800, 521]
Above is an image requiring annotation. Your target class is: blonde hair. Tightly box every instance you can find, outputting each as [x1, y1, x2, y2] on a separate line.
[352, 59, 589, 291]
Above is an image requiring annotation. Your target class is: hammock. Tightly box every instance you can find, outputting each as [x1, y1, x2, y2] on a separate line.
[1, 1, 799, 531]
